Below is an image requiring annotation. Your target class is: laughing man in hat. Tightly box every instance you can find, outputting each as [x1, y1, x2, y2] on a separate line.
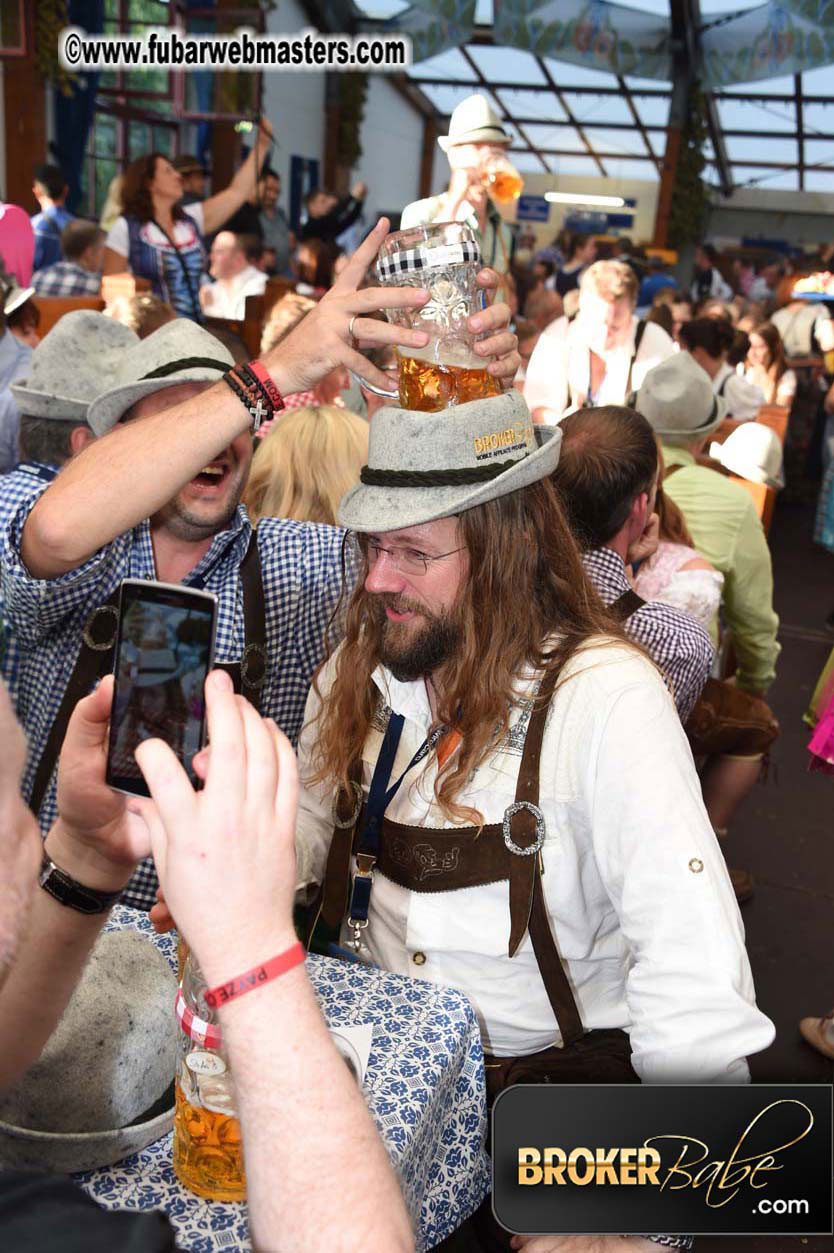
[402, 93, 516, 275]
[3, 219, 518, 911]
[292, 383, 773, 1245]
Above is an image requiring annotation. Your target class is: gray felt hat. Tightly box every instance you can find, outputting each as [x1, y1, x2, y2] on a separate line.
[635, 351, 728, 440]
[11, 311, 139, 421]
[338, 390, 561, 533]
[87, 318, 234, 435]
[0, 930, 176, 1172]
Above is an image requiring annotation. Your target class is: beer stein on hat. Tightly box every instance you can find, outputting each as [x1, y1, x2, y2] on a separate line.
[375, 222, 502, 412]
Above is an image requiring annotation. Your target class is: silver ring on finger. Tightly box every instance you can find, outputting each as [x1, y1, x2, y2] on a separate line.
[348, 314, 358, 345]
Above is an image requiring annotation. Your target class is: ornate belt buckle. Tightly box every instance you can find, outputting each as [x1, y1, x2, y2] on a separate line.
[240, 642, 268, 690]
[502, 801, 545, 856]
[82, 605, 119, 652]
[332, 781, 363, 829]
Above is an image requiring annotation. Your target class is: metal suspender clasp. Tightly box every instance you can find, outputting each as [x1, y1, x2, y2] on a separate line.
[347, 854, 376, 951]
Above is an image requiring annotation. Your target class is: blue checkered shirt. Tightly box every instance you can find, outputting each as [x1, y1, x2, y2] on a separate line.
[2, 500, 352, 909]
[583, 546, 712, 723]
[32, 261, 102, 297]
[0, 463, 55, 702]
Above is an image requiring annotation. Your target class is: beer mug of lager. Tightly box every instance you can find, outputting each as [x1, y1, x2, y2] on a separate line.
[483, 153, 524, 205]
[376, 222, 502, 412]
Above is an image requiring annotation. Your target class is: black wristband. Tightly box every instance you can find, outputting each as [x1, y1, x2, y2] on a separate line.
[39, 852, 124, 916]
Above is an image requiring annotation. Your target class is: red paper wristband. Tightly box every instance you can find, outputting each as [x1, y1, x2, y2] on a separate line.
[247, 359, 285, 413]
[204, 941, 306, 1010]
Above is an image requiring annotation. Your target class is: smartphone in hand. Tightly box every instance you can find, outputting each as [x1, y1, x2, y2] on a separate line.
[106, 579, 218, 798]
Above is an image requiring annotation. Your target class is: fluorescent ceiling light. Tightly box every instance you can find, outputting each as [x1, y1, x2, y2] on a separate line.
[545, 192, 626, 207]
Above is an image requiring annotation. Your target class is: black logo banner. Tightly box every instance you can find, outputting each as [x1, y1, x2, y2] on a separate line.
[492, 1084, 833, 1235]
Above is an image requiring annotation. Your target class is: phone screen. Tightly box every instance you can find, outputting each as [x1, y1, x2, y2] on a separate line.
[106, 581, 217, 797]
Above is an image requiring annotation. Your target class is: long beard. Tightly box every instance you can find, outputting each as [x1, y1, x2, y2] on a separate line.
[370, 595, 461, 683]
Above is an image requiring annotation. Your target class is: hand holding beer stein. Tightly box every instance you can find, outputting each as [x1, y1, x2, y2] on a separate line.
[376, 222, 504, 412]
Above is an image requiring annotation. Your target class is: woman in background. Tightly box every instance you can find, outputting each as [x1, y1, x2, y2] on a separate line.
[243, 404, 368, 526]
[103, 121, 271, 320]
[742, 321, 797, 408]
[633, 448, 724, 631]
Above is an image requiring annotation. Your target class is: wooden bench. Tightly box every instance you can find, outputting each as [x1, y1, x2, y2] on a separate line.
[240, 278, 297, 356]
[32, 295, 105, 339]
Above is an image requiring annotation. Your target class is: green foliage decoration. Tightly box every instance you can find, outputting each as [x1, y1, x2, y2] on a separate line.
[36, 0, 78, 96]
[667, 82, 710, 250]
[336, 73, 369, 168]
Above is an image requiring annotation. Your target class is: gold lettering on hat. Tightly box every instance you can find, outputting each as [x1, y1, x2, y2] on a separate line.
[474, 424, 534, 461]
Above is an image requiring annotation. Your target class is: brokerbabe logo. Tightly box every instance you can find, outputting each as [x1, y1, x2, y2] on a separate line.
[492, 1084, 833, 1235]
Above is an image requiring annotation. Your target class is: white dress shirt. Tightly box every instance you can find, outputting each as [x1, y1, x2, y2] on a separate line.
[713, 361, 765, 420]
[201, 264, 266, 320]
[294, 641, 774, 1082]
[523, 315, 675, 419]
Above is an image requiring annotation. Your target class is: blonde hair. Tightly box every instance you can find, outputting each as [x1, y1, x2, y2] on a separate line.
[580, 259, 638, 306]
[260, 292, 315, 355]
[243, 405, 369, 526]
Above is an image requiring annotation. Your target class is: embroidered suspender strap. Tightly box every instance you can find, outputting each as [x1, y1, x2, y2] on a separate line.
[507, 663, 585, 1046]
[29, 595, 120, 819]
[609, 589, 646, 623]
[623, 318, 647, 400]
[214, 532, 268, 711]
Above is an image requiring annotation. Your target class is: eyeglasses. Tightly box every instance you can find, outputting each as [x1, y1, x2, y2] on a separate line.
[362, 537, 465, 576]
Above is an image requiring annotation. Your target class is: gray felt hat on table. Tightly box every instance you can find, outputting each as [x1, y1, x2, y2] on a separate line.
[634, 351, 728, 440]
[0, 930, 177, 1173]
[338, 389, 561, 533]
[11, 311, 139, 422]
[87, 318, 234, 435]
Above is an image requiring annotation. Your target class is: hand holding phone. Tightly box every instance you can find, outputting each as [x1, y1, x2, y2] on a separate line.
[106, 580, 218, 798]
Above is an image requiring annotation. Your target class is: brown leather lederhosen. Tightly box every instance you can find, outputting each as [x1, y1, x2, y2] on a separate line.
[28, 533, 268, 819]
[310, 662, 638, 1099]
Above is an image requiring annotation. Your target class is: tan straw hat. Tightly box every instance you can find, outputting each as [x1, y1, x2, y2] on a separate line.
[437, 94, 511, 152]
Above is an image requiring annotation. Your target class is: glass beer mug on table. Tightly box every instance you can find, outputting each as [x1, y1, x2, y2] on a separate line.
[173, 951, 246, 1201]
[376, 222, 502, 412]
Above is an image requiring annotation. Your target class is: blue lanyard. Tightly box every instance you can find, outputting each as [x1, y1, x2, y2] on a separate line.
[346, 712, 442, 947]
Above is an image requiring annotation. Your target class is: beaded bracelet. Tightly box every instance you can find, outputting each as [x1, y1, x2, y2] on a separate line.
[204, 941, 306, 1009]
[222, 360, 285, 435]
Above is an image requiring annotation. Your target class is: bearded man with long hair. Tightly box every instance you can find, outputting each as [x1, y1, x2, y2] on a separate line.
[293, 393, 773, 1251]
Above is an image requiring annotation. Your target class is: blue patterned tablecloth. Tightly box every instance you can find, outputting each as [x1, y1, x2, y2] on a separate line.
[76, 906, 489, 1252]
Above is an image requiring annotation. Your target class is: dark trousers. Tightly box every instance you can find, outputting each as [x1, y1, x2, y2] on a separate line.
[434, 1029, 638, 1253]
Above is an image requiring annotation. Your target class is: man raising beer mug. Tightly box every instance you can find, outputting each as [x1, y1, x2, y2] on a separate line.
[401, 94, 521, 279]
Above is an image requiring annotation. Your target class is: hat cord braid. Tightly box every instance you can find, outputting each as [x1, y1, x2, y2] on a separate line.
[359, 459, 521, 487]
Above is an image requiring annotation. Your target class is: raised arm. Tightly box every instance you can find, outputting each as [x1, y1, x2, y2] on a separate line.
[135, 671, 414, 1253]
[200, 119, 272, 236]
[21, 220, 519, 580]
[0, 677, 150, 1092]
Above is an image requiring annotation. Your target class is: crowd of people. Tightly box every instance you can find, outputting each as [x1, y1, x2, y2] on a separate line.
[0, 92, 832, 1252]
